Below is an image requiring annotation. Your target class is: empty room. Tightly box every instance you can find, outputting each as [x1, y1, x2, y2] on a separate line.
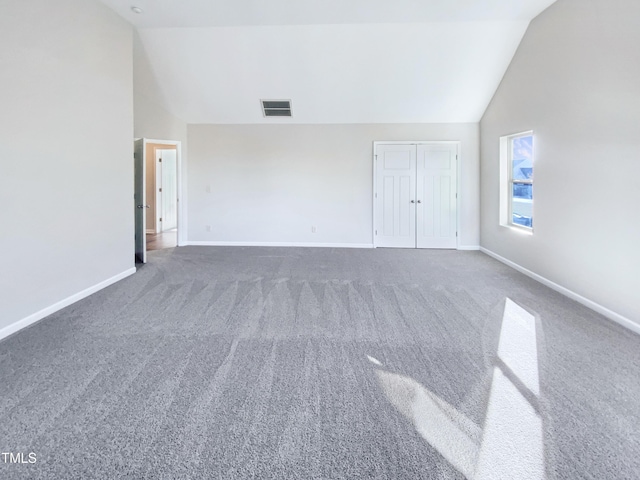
[1, 0, 639, 478]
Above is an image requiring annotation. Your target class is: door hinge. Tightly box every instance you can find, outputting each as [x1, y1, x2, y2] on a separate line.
[375, 230, 378, 235]
[159, 158, 162, 162]
[159, 217, 162, 222]
[375, 192, 377, 198]
[456, 232, 458, 237]
[159, 188, 162, 192]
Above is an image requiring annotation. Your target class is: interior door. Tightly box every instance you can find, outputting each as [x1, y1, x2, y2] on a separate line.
[416, 144, 458, 248]
[160, 149, 178, 231]
[134, 139, 147, 263]
[155, 148, 162, 233]
[375, 144, 416, 248]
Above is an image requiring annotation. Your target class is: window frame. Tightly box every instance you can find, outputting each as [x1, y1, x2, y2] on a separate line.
[500, 131, 534, 232]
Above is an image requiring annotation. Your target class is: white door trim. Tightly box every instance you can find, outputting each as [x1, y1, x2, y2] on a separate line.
[373, 141, 460, 249]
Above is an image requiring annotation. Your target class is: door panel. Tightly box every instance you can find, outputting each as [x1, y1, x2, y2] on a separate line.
[416, 144, 457, 249]
[155, 148, 163, 233]
[134, 139, 147, 263]
[160, 149, 178, 231]
[375, 145, 416, 248]
[421, 174, 436, 238]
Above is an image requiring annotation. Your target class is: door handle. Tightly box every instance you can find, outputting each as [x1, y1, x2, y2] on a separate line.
[137, 205, 150, 209]
[417, 200, 422, 204]
[411, 200, 415, 203]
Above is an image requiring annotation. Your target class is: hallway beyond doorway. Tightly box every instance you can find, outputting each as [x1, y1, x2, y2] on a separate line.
[146, 228, 177, 251]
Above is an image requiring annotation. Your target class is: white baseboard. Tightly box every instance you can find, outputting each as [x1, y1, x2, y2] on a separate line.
[0, 267, 137, 342]
[186, 241, 374, 249]
[187, 241, 479, 251]
[480, 247, 639, 335]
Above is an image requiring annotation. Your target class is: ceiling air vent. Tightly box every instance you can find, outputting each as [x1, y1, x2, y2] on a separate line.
[261, 99, 292, 117]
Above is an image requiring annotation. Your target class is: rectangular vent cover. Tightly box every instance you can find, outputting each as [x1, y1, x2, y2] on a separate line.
[261, 99, 292, 117]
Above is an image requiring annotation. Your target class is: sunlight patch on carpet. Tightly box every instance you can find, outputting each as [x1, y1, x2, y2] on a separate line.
[373, 297, 544, 480]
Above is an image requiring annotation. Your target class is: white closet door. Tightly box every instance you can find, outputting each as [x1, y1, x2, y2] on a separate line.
[416, 144, 457, 248]
[375, 144, 416, 248]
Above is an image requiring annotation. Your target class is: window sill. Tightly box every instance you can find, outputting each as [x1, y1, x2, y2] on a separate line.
[501, 223, 534, 235]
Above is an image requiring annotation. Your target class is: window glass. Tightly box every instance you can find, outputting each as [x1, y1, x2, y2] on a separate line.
[509, 133, 533, 229]
[512, 184, 532, 199]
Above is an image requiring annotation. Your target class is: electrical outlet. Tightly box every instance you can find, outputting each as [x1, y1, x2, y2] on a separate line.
[311, 226, 317, 233]
[205, 225, 212, 232]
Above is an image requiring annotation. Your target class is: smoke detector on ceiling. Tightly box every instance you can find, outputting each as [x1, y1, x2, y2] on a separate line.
[261, 100, 292, 117]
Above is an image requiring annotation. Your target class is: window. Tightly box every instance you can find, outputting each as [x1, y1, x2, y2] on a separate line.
[500, 131, 533, 229]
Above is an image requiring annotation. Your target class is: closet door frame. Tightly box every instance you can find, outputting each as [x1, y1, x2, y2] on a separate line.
[373, 141, 460, 249]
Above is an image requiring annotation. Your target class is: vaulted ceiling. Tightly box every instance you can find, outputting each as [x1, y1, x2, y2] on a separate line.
[99, 0, 557, 123]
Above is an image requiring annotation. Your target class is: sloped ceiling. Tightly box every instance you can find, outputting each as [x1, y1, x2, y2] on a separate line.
[99, 0, 557, 123]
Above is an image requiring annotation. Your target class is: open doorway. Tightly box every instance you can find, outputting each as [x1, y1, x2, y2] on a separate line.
[146, 143, 178, 251]
[134, 138, 182, 263]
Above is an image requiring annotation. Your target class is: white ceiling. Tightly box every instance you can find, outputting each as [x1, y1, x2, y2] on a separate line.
[99, 0, 558, 124]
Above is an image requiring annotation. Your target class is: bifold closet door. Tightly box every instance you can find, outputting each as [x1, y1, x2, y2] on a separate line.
[416, 144, 458, 248]
[375, 144, 416, 248]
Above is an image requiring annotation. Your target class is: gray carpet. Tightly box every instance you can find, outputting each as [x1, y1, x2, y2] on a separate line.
[1, 246, 638, 479]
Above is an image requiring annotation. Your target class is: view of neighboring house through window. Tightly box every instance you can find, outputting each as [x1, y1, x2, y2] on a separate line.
[510, 133, 533, 227]
[499, 131, 533, 230]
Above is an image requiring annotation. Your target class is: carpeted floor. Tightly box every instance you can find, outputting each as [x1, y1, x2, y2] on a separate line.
[1, 247, 639, 479]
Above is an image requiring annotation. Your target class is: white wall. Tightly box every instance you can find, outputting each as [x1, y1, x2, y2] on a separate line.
[188, 123, 479, 248]
[133, 32, 187, 143]
[0, 0, 135, 334]
[480, 0, 640, 324]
